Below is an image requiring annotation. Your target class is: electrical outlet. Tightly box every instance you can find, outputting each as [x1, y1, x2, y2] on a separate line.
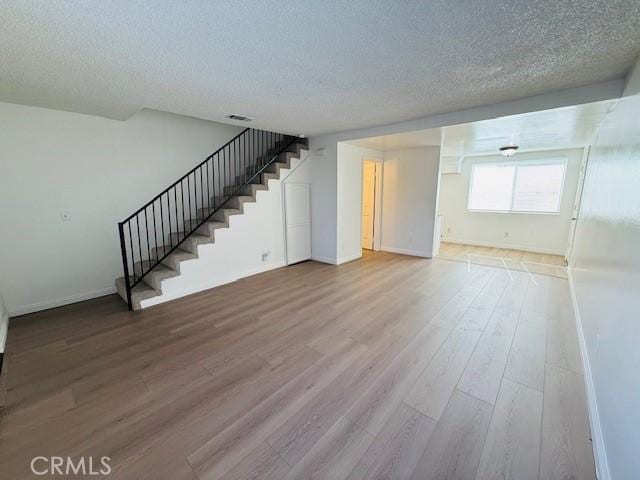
[504, 231, 509, 238]
[261, 250, 270, 262]
[60, 211, 71, 222]
[447, 227, 451, 233]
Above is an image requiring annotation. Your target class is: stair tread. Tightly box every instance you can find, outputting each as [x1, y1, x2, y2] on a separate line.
[147, 264, 177, 275]
[115, 276, 160, 307]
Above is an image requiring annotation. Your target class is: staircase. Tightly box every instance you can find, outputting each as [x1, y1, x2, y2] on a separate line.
[116, 128, 308, 310]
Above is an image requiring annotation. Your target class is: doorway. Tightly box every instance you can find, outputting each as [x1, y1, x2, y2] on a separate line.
[361, 159, 378, 250]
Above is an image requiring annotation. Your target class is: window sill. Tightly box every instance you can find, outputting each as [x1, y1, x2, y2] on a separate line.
[467, 209, 561, 216]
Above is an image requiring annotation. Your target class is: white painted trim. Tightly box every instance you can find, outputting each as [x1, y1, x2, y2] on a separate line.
[567, 267, 610, 480]
[0, 292, 7, 353]
[140, 262, 287, 309]
[311, 255, 339, 265]
[0, 315, 7, 354]
[9, 286, 118, 317]
[360, 156, 384, 252]
[380, 245, 431, 258]
[441, 237, 565, 256]
[335, 253, 363, 265]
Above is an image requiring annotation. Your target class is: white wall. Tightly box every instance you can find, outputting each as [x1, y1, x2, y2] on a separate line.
[381, 147, 441, 257]
[569, 59, 640, 480]
[141, 151, 312, 308]
[0, 102, 242, 315]
[308, 81, 620, 264]
[438, 149, 583, 255]
[335, 143, 383, 264]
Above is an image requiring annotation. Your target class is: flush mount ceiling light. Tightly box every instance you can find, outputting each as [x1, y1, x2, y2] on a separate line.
[499, 145, 519, 157]
[226, 114, 253, 122]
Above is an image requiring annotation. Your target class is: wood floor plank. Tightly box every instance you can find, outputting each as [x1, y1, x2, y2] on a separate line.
[504, 311, 547, 391]
[457, 309, 519, 404]
[282, 417, 374, 480]
[410, 390, 493, 480]
[546, 306, 582, 374]
[540, 365, 596, 480]
[404, 327, 482, 420]
[521, 275, 550, 315]
[475, 378, 543, 480]
[267, 333, 408, 466]
[347, 404, 436, 480]
[187, 339, 367, 480]
[345, 323, 449, 435]
[457, 306, 494, 331]
[218, 442, 291, 480]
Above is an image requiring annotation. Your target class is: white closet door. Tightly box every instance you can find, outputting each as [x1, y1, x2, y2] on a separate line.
[284, 183, 311, 265]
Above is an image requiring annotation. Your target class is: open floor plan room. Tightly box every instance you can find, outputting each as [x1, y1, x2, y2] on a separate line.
[1, 252, 594, 480]
[1, 2, 638, 478]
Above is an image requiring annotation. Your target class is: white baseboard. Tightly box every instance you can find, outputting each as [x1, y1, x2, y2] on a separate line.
[567, 267, 610, 480]
[336, 253, 363, 265]
[9, 286, 118, 317]
[311, 255, 339, 265]
[442, 237, 565, 256]
[380, 245, 431, 258]
[141, 262, 287, 309]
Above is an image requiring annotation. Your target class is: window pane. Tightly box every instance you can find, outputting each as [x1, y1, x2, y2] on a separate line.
[468, 164, 515, 211]
[513, 163, 565, 213]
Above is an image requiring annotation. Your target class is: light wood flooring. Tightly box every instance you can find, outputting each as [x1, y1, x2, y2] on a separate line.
[0, 252, 595, 479]
[438, 242, 568, 278]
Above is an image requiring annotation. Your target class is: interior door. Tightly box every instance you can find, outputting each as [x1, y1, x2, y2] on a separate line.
[361, 160, 376, 250]
[284, 183, 311, 265]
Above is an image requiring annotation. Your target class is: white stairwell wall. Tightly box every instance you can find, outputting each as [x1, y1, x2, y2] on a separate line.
[140, 149, 312, 309]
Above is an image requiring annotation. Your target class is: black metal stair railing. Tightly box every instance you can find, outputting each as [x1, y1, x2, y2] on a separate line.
[117, 127, 301, 310]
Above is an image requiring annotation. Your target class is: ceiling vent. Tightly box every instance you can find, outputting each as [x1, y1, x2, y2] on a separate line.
[226, 114, 253, 122]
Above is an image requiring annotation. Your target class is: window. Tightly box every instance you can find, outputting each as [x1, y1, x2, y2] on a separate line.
[468, 159, 566, 214]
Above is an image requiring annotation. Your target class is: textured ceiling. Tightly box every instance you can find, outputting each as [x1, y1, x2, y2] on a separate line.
[1, 1, 639, 135]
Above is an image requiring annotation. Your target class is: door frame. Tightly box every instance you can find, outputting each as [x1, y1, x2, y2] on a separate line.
[283, 182, 312, 265]
[360, 157, 383, 252]
[565, 146, 590, 264]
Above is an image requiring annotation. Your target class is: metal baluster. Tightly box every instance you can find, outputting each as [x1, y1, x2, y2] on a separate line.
[152, 202, 158, 261]
[136, 215, 143, 277]
[200, 166, 204, 220]
[128, 221, 135, 282]
[173, 188, 178, 248]
[144, 207, 151, 268]
[160, 194, 165, 256]
[206, 159, 211, 214]
[187, 174, 192, 228]
[180, 179, 185, 239]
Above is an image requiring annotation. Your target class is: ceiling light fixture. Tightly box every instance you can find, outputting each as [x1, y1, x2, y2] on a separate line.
[499, 145, 519, 157]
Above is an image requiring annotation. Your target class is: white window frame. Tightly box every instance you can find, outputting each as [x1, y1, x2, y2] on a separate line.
[467, 158, 568, 215]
